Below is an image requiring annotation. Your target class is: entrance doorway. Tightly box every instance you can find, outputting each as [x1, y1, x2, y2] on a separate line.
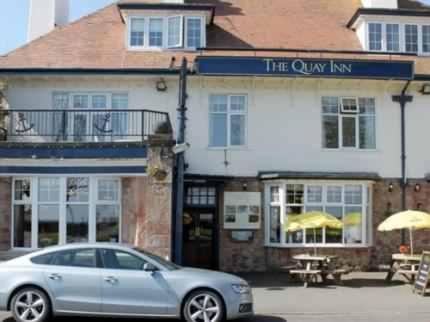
[183, 210, 216, 269]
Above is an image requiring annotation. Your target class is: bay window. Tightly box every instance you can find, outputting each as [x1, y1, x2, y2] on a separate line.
[368, 23, 382, 51]
[386, 23, 400, 52]
[149, 18, 164, 47]
[405, 24, 418, 53]
[12, 177, 121, 249]
[322, 96, 376, 150]
[209, 94, 247, 148]
[422, 25, 430, 53]
[186, 17, 203, 48]
[265, 182, 372, 247]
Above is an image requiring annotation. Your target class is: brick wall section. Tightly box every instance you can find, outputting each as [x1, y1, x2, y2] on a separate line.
[0, 178, 11, 250]
[219, 178, 430, 273]
[121, 143, 173, 260]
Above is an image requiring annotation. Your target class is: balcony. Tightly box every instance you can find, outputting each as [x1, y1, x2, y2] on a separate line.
[0, 109, 173, 160]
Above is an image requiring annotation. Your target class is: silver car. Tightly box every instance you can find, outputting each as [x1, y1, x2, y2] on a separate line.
[0, 243, 253, 322]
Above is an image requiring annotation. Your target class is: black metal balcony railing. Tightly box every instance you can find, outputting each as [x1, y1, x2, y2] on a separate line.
[0, 109, 172, 143]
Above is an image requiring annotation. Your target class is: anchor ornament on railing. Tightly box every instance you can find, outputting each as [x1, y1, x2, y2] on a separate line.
[93, 113, 113, 134]
[15, 112, 35, 133]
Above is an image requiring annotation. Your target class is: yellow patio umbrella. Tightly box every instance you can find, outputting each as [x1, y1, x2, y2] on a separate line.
[378, 210, 430, 255]
[285, 211, 343, 255]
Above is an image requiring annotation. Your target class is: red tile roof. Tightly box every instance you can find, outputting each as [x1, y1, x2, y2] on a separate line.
[0, 0, 429, 74]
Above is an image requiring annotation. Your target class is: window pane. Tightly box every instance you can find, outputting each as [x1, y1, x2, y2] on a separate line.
[149, 18, 163, 47]
[111, 95, 128, 139]
[14, 179, 31, 202]
[304, 206, 323, 244]
[341, 98, 358, 112]
[269, 206, 281, 243]
[209, 95, 228, 113]
[31, 253, 55, 265]
[187, 17, 202, 48]
[405, 24, 418, 53]
[96, 205, 120, 242]
[92, 95, 107, 109]
[130, 18, 145, 46]
[66, 205, 89, 243]
[73, 114, 87, 142]
[230, 96, 246, 113]
[54, 249, 96, 268]
[286, 184, 304, 204]
[322, 115, 339, 148]
[67, 178, 89, 202]
[230, 114, 245, 146]
[209, 114, 227, 147]
[386, 24, 400, 51]
[345, 185, 362, 205]
[13, 205, 32, 248]
[359, 115, 376, 149]
[286, 207, 304, 244]
[327, 186, 342, 203]
[98, 179, 119, 201]
[39, 178, 60, 202]
[325, 206, 343, 243]
[168, 16, 182, 47]
[270, 186, 280, 203]
[344, 206, 363, 244]
[38, 205, 59, 247]
[73, 95, 88, 109]
[322, 97, 339, 114]
[307, 186, 322, 203]
[342, 117, 356, 148]
[359, 98, 375, 115]
[368, 23, 382, 51]
[101, 249, 146, 270]
[423, 25, 430, 53]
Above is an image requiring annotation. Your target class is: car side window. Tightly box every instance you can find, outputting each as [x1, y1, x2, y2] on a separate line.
[52, 249, 97, 268]
[101, 249, 147, 270]
[31, 253, 55, 265]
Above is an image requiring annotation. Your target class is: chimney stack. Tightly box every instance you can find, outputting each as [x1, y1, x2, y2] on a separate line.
[27, 0, 69, 42]
[361, 0, 398, 9]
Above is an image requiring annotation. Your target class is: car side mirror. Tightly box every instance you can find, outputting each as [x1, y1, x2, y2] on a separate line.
[143, 263, 158, 272]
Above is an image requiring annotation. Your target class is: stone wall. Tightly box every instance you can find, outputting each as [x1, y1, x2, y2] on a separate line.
[0, 178, 12, 250]
[121, 142, 174, 259]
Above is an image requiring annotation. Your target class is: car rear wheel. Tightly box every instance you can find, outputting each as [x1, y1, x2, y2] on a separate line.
[183, 290, 224, 322]
[11, 288, 50, 322]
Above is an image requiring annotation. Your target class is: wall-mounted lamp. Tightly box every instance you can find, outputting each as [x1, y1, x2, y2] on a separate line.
[156, 78, 168, 92]
[388, 182, 394, 192]
[415, 183, 422, 192]
[420, 83, 430, 95]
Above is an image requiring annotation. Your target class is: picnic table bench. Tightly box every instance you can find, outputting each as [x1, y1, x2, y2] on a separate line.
[284, 254, 350, 287]
[385, 254, 421, 284]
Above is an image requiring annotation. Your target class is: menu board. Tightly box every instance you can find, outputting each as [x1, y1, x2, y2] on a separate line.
[414, 252, 430, 296]
[224, 192, 261, 230]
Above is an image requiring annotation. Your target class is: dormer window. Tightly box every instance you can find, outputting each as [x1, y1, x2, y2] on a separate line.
[128, 15, 205, 50]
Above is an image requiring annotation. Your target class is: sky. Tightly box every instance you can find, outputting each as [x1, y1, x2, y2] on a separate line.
[0, 0, 117, 55]
[2, 0, 430, 55]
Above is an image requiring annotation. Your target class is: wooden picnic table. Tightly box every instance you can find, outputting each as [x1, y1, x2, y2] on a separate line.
[286, 254, 349, 287]
[385, 253, 422, 283]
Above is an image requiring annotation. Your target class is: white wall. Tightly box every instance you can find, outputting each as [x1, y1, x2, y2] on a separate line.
[6, 76, 430, 179]
[361, 0, 398, 8]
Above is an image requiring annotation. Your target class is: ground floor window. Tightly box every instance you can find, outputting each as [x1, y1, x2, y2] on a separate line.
[265, 181, 372, 247]
[12, 176, 121, 249]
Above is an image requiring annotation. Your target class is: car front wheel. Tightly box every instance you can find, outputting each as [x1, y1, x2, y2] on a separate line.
[183, 290, 224, 322]
[11, 288, 50, 322]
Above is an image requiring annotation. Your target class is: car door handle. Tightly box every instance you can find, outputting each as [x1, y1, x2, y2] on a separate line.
[48, 273, 62, 281]
[104, 276, 118, 284]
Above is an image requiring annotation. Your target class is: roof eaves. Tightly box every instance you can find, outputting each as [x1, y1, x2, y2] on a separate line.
[347, 8, 430, 29]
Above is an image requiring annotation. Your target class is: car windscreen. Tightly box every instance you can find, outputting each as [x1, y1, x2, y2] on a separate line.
[134, 248, 181, 271]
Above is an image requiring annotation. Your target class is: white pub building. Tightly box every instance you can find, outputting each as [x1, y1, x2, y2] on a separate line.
[1, 0, 430, 272]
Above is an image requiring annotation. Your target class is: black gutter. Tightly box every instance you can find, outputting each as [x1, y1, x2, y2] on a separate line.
[118, 3, 216, 24]
[0, 68, 181, 76]
[173, 58, 188, 265]
[348, 8, 430, 28]
[392, 80, 413, 244]
[198, 47, 417, 56]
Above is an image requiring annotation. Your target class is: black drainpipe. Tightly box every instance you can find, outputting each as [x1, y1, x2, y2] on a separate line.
[173, 58, 188, 264]
[392, 80, 413, 244]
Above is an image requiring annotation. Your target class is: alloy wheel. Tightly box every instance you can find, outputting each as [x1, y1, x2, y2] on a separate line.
[187, 293, 221, 322]
[13, 291, 46, 322]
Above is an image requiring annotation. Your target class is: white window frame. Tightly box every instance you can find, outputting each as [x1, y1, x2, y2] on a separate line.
[208, 94, 248, 149]
[11, 176, 122, 250]
[264, 181, 373, 249]
[322, 96, 376, 151]
[127, 15, 205, 51]
[365, 21, 430, 56]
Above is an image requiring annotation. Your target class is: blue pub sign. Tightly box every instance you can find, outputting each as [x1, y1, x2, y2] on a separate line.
[195, 56, 414, 80]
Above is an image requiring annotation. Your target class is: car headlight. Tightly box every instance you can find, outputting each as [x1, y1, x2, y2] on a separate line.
[232, 284, 251, 294]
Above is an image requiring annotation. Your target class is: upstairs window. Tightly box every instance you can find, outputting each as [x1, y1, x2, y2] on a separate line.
[209, 94, 247, 148]
[386, 24, 400, 52]
[405, 24, 418, 53]
[128, 15, 204, 50]
[422, 25, 430, 53]
[368, 23, 382, 51]
[322, 97, 376, 150]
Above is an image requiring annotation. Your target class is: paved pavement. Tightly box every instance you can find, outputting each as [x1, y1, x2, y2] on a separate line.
[1, 272, 429, 322]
